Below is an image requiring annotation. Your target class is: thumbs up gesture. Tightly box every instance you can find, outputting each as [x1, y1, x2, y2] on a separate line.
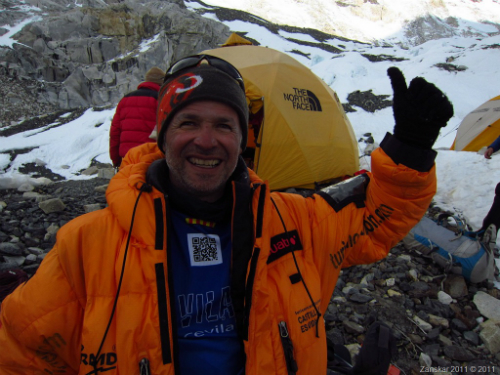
[387, 67, 454, 149]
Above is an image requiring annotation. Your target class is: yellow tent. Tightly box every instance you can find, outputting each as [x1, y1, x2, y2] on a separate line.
[203, 36, 359, 190]
[451, 95, 500, 151]
[221, 33, 253, 47]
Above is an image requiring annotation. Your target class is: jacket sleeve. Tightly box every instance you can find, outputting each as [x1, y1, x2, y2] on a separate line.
[0, 241, 84, 374]
[488, 135, 500, 153]
[109, 102, 123, 167]
[309, 133, 436, 291]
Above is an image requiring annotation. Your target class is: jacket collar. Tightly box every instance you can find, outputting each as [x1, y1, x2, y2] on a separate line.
[106, 143, 261, 244]
[146, 159, 240, 223]
[137, 81, 161, 92]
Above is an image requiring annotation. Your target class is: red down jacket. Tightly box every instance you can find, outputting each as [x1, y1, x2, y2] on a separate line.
[109, 81, 160, 167]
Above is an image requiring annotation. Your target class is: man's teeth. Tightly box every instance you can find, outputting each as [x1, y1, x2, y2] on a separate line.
[189, 158, 220, 167]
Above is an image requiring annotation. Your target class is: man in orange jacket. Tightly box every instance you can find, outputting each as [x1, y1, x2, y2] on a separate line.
[0, 55, 453, 375]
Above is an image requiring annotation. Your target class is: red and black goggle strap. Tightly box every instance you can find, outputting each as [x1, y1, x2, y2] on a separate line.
[163, 54, 245, 92]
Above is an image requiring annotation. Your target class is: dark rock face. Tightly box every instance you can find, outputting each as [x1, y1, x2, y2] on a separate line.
[0, 177, 110, 259]
[325, 244, 500, 373]
[344, 90, 392, 113]
[0, 74, 60, 127]
[0, 0, 231, 126]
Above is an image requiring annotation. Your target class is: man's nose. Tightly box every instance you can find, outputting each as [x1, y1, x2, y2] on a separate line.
[193, 124, 217, 148]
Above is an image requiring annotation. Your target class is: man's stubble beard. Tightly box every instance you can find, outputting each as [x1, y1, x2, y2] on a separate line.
[164, 147, 238, 201]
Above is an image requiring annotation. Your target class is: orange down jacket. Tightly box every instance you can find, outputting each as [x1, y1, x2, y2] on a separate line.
[0, 135, 437, 375]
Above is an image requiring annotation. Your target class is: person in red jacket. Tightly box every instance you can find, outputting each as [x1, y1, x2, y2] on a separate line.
[109, 67, 165, 167]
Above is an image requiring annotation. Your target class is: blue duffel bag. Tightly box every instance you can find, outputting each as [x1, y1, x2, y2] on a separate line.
[402, 214, 497, 283]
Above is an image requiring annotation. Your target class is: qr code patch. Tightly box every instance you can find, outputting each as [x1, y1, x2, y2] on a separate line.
[192, 236, 218, 262]
[187, 233, 223, 266]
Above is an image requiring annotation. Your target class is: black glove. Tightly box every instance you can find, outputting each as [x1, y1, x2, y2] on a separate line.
[387, 67, 454, 149]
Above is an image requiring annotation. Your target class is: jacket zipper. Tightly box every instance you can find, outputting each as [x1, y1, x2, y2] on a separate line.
[164, 195, 180, 373]
[279, 321, 298, 375]
[242, 184, 265, 340]
[139, 358, 150, 375]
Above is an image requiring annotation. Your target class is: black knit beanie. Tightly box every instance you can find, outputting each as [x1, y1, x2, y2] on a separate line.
[156, 64, 249, 153]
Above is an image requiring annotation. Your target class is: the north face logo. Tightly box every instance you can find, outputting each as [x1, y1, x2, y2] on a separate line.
[267, 230, 303, 264]
[283, 88, 322, 111]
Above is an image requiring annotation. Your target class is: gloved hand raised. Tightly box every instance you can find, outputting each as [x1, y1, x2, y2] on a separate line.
[387, 67, 454, 149]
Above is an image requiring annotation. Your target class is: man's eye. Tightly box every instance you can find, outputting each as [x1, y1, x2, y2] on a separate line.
[180, 121, 196, 127]
[218, 123, 233, 130]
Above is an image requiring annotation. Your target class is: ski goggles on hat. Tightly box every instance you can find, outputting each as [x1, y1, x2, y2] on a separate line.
[163, 54, 245, 92]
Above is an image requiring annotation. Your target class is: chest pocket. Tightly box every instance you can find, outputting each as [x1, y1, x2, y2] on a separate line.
[265, 244, 324, 375]
[267, 250, 322, 343]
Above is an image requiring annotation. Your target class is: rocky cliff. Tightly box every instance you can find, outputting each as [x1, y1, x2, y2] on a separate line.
[0, 0, 231, 125]
[2, 0, 499, 128]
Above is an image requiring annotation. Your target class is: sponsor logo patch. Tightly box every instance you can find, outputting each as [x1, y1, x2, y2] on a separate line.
[267, 229, 303, 264]
[81, 346, 117, 374]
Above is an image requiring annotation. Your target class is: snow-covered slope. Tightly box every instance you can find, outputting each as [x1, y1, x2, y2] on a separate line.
[193, 0, 500, 46]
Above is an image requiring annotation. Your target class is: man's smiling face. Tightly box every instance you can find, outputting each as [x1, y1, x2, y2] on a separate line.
[163, 100, 243, 202]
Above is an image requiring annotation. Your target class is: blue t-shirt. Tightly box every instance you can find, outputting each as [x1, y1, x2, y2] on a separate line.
[169, 210, 245, 374]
